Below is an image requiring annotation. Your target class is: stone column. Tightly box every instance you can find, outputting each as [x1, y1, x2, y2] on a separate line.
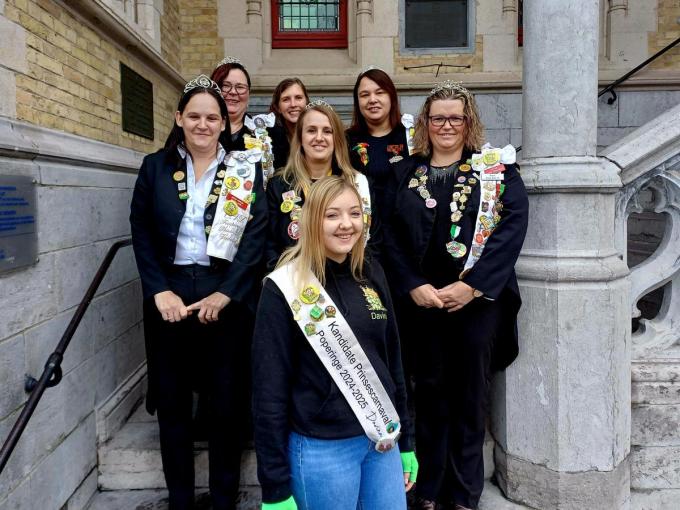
[492, 1, 632, 509]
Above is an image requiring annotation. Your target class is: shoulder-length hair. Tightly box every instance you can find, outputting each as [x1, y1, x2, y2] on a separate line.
[347, 68, 401, 134]
[412, 87, 484, 157]
[163, 87, 230, 166]
[210, 62, 251, 89]
[279, 103, 357, 196]
[277, 176, 364, 285]
[269, 78, 310, 128]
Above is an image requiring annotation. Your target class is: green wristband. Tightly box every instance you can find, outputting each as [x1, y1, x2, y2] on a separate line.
[401, 451, 419, 483]
[262, 495, 298, 510]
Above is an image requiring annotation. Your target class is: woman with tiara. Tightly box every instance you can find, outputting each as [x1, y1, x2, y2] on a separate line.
[253, 176, 418, 510]
[383, 81, 529, 510]
[265, 100, 379, 270]
[130, 75, 267, 509]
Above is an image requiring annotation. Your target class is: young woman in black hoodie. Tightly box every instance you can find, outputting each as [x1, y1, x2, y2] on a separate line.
[252, 176, 417, 510]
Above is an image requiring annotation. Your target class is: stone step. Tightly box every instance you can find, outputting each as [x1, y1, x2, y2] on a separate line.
[86, 482, 528, 510]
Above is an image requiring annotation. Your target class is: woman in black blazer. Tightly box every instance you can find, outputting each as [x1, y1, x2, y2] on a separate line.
[129, 75, 267, 510]
[383, 82, 529, 510]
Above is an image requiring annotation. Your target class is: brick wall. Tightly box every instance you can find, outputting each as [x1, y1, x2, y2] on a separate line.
[649, 0, 680, 69]
[179, 0, 223, 78]
[4, 0, 181, 152]
[161, 0, 182, 73]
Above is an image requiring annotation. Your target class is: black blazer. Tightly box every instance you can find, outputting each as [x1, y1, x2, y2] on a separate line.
[129, 149, 267, 306]
[383, 154, 529, 369]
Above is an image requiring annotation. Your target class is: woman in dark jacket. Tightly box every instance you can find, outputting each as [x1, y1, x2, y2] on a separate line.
[383, 81, 529, 510]
[253, 176, 418, 510]
[268, 77, 310, 168]
[129, 75, 267, 510]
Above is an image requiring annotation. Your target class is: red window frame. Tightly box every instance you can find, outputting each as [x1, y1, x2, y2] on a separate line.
[271, 0, 348, 49]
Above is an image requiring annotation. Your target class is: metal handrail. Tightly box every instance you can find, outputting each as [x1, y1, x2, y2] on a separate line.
[0, 238, 132, 475]
[599, 36, 680, 105]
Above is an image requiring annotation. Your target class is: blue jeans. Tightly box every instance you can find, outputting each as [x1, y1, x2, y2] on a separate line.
[288, 432, 407, 510]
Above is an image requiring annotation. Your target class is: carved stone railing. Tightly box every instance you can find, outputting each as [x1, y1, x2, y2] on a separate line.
[604, 102, 680, 360]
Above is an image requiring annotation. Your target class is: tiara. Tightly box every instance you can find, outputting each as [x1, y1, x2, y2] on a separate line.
[215, 56, 242, 67]
[305, 99, 334, 111]
[359, 65, 386, 75]
[183, 74, 221, 95]
[429, 80, 472, 98]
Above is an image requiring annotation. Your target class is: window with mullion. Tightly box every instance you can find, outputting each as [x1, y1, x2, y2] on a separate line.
[272, 0, 347, 48]
[402, 0, 474, 53]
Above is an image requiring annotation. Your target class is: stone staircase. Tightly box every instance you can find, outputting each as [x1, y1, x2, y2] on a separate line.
[85, 401, 528, 509]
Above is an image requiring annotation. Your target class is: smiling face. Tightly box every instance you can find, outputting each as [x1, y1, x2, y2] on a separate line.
[221, 68, 250, 125]
[175, 92, 226, 155]
[278, 83, 307, 128]
[322, 188, 363, 263]
[357, 77, 391, 129]
[301, 109, 334, 168]
[427, 99, 467, 158]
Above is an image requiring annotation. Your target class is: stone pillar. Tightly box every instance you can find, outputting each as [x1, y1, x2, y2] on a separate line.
[492, 1, 632, 509]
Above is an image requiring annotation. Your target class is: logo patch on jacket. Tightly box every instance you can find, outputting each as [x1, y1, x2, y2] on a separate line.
[362, 286, 387, 319]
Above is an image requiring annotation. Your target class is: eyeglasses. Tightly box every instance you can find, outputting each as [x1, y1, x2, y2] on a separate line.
[428, 115, 466, 127]
[221, 82, 249, 95]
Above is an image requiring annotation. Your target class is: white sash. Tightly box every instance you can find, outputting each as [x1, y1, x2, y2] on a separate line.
[267, 263, 401, 452]
[206, 149, 261, 261]
[354, 172, 372, 245]
[462, 144, 516, 273]
[244, 113, 276, 190]
[401, 113, 416, 155]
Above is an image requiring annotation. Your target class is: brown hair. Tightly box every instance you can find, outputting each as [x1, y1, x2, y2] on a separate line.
[277, 176, 364, 286]
[347, 68, 402, 134]
[279, 103, 357, 196]
[269, 78, 310, 129]
[412, 86, 484, 156]
[210, 62, 251, 89]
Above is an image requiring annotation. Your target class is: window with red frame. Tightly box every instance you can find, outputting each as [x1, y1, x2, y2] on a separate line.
[271, 0, 348, 49]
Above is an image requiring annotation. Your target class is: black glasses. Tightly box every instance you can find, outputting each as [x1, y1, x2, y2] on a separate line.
[221, 82, 249, 95]
[428, 115, 466, 127]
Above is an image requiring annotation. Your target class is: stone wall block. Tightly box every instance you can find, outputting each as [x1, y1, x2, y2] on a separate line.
[618, 91, 680, 128]
[113, 323, 146, 390]
[92, 339, 120, 404]
[0, 335, 26, 423]
[598, 95, 620, 128]
[631, 445, 680, 489]
[0, 16, 27, 73]
[483, 34, 519, 72]
[632, 381, 680, 405]
[0, 252, 57, 341]
[632, 404, 680, 446]
[37, 186, 132, 253]
[0, 68, 17, 118]
[475, 93, 522, 129]
[631, 488, 680, 510]
[53, 240, 137, 313]
[485, 128, 511, 147]
[598, 127, 638, 149]
[90, 280, 143, 352]
[63, 468, 98, 510]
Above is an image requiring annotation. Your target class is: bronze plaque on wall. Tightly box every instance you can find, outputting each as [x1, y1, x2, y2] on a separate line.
[121, 63, 154, 140]
[0, 175, 37, 274]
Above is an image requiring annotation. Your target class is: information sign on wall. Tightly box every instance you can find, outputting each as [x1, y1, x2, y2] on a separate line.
[0, 176, 37, 274]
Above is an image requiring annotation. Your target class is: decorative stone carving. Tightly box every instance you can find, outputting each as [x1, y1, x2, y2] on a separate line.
[247, 0, 262, 19]
[608, 0, 628, 14]
[357, 0, 373, 17]
[502, 0, 517, 14]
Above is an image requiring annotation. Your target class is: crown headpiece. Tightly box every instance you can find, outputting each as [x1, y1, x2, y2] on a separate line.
[183, 74, 221, 95]
[429, 80, 472, 98]
[305, 99, 334, 111]
[215, 56, 243, 68]
[359, 65, 386, 76]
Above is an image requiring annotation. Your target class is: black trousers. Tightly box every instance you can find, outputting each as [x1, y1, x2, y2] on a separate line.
[143, 265, 252, 510]
[403, 298, 502, 509]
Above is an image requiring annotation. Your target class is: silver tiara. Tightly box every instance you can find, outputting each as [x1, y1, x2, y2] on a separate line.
[430, 80, 472, 98]
[305, 99, 334, 111]
[183, 74, 221, 95]
[359, 65, 386, 75]
[215, 56, 242, 67]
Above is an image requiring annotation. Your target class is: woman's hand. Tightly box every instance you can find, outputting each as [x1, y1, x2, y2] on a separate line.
[186, 292, 231, 324]
[262, 496, 297, 510]
[401, 451, 419, 492]
[437, 281, 475, 312]
[409, 284, 444, 309]
[154, 291, 189, 322]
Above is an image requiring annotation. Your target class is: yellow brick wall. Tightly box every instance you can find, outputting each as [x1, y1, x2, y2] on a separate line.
[394, 35, 484, 77]
[5, 0, 182, 152]
[179, 0, 223, 79]
[162, 0, 182, 73]
[649, 0, 680, 69]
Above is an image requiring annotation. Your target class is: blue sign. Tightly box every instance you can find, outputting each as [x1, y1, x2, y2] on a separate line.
[0, 175, 37, 273]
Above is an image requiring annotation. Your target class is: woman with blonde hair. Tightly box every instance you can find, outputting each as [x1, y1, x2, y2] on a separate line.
[253, 176, 418, 510]
[383, 82, 529, 510]
[265, 100, 379, 270]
